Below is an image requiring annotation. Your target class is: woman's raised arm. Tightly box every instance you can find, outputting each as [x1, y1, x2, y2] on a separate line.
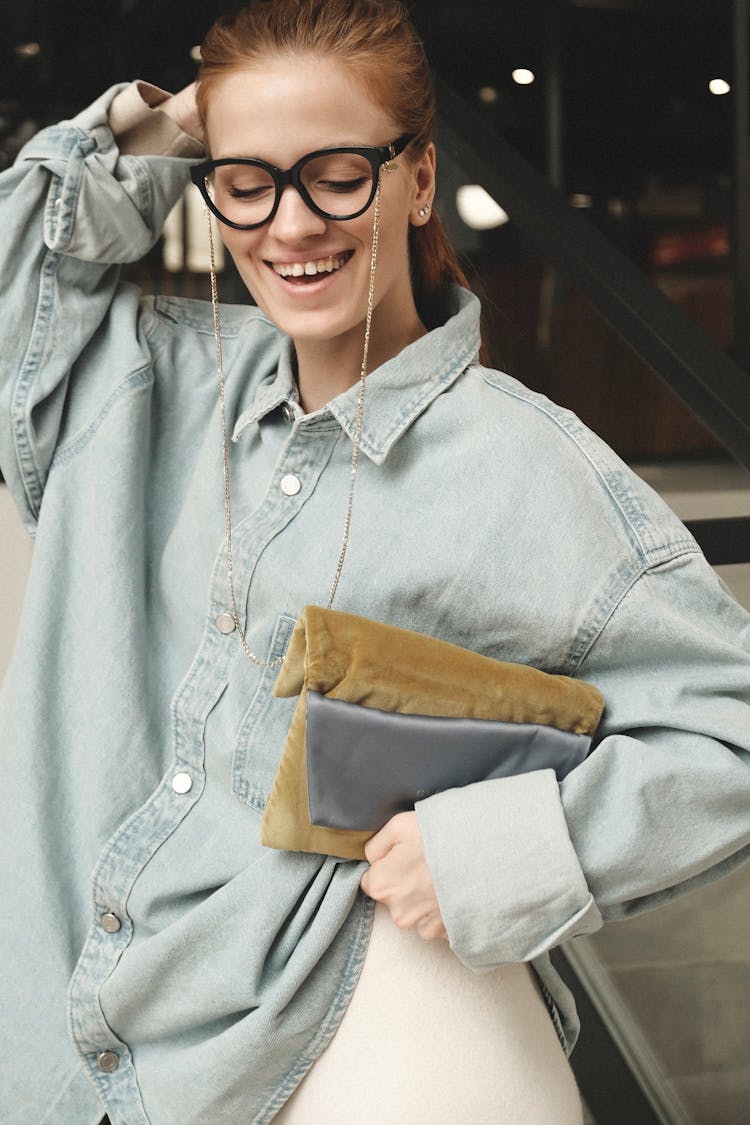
[0, 84, 202, 528]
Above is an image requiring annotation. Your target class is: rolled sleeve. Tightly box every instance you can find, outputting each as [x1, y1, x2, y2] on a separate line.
[416, 770, 602, 970]
[14, 86, 198, 263]
[108, 81, 204, 158]
[417, 549, 750, 974]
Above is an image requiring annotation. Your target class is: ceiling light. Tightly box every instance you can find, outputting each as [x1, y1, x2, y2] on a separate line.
[570, 193, 593, 209]
[456, 185, 509, 230]
[512, 68, 535, 86]
[190, 45, 202, 63]
[15, 42, 41, 58]
[478, 86, 499, 104]
[709, 78, 731, 96]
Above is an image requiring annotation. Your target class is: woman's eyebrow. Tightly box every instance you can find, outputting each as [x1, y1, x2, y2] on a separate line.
[212, 139, 385, 162]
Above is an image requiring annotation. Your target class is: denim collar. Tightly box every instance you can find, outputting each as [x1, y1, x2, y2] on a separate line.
[232, 285, 481, 465]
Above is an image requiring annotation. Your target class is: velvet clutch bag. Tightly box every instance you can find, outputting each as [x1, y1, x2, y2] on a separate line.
[260, 605, 605, 860]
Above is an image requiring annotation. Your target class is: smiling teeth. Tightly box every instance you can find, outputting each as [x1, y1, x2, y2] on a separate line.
[272, 254, 347, 278]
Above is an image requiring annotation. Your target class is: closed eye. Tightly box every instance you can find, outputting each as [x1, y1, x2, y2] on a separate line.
[229, 185, 273, 200]
[316, 177, 370, 194]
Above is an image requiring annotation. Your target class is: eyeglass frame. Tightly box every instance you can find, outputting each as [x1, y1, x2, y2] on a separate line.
[190, 134, 414, 230]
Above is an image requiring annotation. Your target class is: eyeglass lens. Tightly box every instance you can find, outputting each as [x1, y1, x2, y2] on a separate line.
[205, 152, 375, 226]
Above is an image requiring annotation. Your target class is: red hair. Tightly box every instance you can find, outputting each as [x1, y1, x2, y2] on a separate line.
[196, 0, 483, 351]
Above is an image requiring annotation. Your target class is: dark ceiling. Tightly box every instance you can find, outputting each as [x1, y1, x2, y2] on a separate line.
[0, 0, 737, 199]
[422, 0, 733, 197]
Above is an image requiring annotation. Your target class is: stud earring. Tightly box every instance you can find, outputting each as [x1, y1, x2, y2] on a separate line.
[418, 202, 431, 218]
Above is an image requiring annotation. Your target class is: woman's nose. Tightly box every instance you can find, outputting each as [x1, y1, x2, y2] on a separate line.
[268, 185, 328, 241]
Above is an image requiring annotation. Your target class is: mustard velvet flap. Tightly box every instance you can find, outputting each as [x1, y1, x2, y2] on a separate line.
[260, 606, 605, 860]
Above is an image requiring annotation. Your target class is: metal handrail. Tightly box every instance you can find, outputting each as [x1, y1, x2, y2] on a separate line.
[435, 77, 750, 472]
[685, 516, 750, 565]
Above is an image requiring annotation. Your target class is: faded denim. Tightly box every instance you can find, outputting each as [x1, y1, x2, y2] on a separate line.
[1, 86, 749, 1125]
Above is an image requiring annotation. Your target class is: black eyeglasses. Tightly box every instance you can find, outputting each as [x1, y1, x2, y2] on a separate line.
[190, 135, 413, 230]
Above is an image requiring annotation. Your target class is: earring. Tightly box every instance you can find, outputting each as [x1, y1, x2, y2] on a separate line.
[418, 202, 431, 218]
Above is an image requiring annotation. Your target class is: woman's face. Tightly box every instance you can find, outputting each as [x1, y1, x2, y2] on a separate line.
[204, 56, 434, 356]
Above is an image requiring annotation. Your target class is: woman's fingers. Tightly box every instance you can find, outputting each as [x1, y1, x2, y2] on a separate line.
[363, 811, 404, 864]
[360, 812, 448, 941]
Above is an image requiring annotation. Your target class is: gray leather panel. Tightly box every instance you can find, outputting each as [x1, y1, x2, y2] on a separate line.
[305, 692, 591, 831]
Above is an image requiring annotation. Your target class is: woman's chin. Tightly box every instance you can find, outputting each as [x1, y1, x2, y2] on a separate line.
[256, 300, 365, 350]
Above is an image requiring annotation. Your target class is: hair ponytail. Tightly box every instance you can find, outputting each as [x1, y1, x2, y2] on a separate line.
[409, 211, 468, 311]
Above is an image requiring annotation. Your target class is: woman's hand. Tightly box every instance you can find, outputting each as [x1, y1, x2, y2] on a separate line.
[360, 811, 448, 941]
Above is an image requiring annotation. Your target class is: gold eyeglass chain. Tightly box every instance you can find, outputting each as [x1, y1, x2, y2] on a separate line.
[206, 176, 383, 670]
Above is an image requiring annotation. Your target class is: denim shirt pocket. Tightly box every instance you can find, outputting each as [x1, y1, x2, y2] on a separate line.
[232, 612, 298, 812]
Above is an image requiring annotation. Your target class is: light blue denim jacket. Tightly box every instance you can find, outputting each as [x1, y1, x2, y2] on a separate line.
[2, 85, 750, 1125]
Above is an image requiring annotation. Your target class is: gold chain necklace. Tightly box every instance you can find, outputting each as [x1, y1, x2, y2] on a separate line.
[205, 178, 383, 670]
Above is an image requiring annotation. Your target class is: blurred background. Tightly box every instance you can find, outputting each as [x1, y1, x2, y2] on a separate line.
[0, 0, 745, 460]
[1, 2, 749, 1122]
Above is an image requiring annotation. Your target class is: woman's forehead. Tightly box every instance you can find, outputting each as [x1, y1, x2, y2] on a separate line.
[204, 56, 398, 161]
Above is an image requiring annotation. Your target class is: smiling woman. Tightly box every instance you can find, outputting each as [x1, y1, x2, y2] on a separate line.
[1, 1, 749, 1124]
[191, 56, 435, 409]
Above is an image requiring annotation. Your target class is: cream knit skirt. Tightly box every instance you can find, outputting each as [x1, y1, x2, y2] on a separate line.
[273, 903, 583, 1125]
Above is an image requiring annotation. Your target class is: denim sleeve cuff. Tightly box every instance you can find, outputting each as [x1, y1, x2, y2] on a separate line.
[415, 770, 602, 970]
[108, 81, 204, 158]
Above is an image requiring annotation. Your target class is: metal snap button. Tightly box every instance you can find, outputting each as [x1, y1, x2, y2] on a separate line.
[171, 772, 193, 794]
[215, 611, 236, 634]
[282, 403, 295, 425]
[97, 1050, 120, 1073]
[100, 912, 122, 933]
[280, 473, 302, 496]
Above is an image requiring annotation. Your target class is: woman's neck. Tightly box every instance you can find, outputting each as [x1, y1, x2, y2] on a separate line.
[294, 307, 427, 414]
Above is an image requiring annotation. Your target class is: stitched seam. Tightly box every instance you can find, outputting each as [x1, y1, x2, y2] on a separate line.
[481, 370, 648, 551]
[149, 295, 276, 338]
[476, 369, 696, 564]
[534, 971, 569, 1053]
[10, 249, 62, 520]
[51, 366, 153, 466]
[128, 152, 154, 218]
[568, 543, 702, 672]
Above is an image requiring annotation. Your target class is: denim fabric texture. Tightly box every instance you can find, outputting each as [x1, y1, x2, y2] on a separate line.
[1, 86, 750, 1125]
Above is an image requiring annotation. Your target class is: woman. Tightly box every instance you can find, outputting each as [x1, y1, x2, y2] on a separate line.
[1, 1, 748, 1122]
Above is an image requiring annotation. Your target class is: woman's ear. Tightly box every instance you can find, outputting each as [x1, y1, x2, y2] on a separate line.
[410, 142, 436, 226]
